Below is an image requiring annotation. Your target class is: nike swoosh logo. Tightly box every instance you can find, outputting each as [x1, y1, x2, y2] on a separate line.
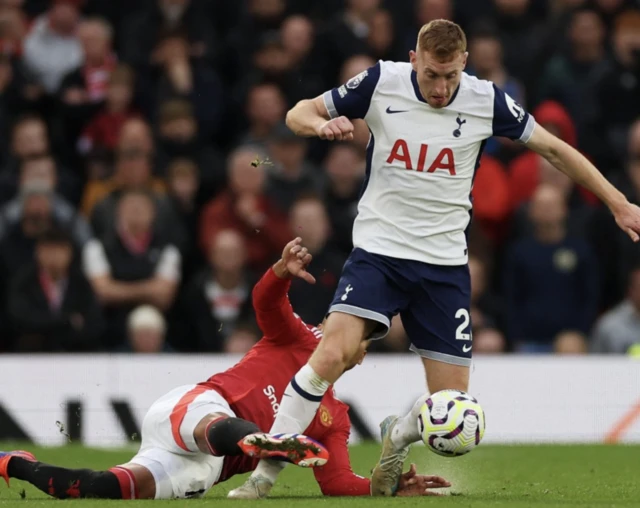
[462, 344, 472, 353]
[386, 106, 408, 114]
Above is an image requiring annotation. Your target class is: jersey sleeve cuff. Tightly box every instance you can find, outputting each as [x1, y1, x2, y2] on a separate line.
[519, 116, 536, 144]
[323, 90, 339, 119]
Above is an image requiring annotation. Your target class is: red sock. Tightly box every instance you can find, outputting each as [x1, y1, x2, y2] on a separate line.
[108, 467, 139, 500]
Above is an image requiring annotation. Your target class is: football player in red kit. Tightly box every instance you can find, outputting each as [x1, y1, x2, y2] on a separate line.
[0, 238, 450, 500]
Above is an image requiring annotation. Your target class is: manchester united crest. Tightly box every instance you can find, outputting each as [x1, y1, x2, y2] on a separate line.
[319, 404, 333, 427]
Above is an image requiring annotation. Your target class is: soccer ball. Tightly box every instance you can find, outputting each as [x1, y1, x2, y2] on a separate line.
[418, 389, 485, 457]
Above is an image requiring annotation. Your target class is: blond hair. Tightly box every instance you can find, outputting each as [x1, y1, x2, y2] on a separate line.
[417, 19, 467, 61]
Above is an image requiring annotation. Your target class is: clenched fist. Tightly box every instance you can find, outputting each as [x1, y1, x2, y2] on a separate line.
[316, 116, 355, 141]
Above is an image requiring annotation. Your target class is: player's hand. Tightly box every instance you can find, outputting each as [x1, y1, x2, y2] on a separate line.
[613, 201, 640, 242]
[274, 237, 316, 284]
[316, 116, 355, 141]
[395, 463, 451, 497]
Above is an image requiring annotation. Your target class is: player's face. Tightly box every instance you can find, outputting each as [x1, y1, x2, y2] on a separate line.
[410, 50, 467, 108]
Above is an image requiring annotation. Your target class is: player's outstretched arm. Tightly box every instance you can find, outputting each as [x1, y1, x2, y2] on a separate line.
[313, 427, 450, 497]
[286, 96, 354, 141]
[395, 464, 451, 497]
[252, 238, 315, 343]
[271, 237, 316, 284]
[526, 125, 640, 242]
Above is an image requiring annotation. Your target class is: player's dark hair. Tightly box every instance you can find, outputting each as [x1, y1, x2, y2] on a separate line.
[417, 19, 467, 61]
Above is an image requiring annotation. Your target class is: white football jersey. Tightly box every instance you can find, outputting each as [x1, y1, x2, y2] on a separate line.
[322, 61, 536, 265]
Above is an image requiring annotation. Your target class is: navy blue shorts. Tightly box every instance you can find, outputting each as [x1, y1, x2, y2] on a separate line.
[329, 248, 472, 366]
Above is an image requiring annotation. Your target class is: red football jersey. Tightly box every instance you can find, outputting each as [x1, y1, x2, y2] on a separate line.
[201, 267, 370, 495]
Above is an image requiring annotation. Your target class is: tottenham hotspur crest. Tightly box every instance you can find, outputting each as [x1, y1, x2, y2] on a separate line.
[453, 114, 466, 138]
[341, 284, 353, 301]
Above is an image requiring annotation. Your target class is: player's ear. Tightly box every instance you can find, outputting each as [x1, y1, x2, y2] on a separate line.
[461, 51, 469, 69]
[409, 50, 417, 69]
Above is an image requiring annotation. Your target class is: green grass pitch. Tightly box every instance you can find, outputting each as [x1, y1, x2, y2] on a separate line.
[0, 443, 638, 507]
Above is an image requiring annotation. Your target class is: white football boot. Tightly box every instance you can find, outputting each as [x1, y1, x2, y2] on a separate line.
[227, 474, 274, 500]
[370, 415, 410, 496]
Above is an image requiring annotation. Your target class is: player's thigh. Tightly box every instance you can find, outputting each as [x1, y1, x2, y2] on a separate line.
[328, 248, 410, 342]
[141, 384, 236, 455]
[401, 263, 472, 392]
[127, 446, 223, 499]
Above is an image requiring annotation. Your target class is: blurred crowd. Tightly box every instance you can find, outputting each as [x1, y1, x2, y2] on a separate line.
[0, 0, 639, 355]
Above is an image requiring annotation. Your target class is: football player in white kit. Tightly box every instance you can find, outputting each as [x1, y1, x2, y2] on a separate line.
[234, 19, 640, 498]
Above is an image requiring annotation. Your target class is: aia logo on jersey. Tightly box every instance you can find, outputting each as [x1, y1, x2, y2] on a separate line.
[387, 140, 456, 175]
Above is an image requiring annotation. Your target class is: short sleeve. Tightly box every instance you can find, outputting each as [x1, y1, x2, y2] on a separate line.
[492, 84, 536, 143]
[155, 245, 181, 282]
[322, 62, 381, 120]
[82, 239, 111, 278]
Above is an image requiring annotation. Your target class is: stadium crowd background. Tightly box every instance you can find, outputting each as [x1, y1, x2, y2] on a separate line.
[0, 0, 638, 355]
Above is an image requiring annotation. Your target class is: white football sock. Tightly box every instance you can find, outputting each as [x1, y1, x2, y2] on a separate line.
[269, 363, 330, 434]
[390, 395, 425, 450]
[250, 364, 330, 482]
[251, 459, 286, 484]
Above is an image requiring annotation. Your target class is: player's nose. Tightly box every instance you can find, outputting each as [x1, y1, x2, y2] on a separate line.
[432, 83, 447, 96]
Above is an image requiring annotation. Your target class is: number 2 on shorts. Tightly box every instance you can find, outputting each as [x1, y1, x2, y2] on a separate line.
[455, 308, 471, 341]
